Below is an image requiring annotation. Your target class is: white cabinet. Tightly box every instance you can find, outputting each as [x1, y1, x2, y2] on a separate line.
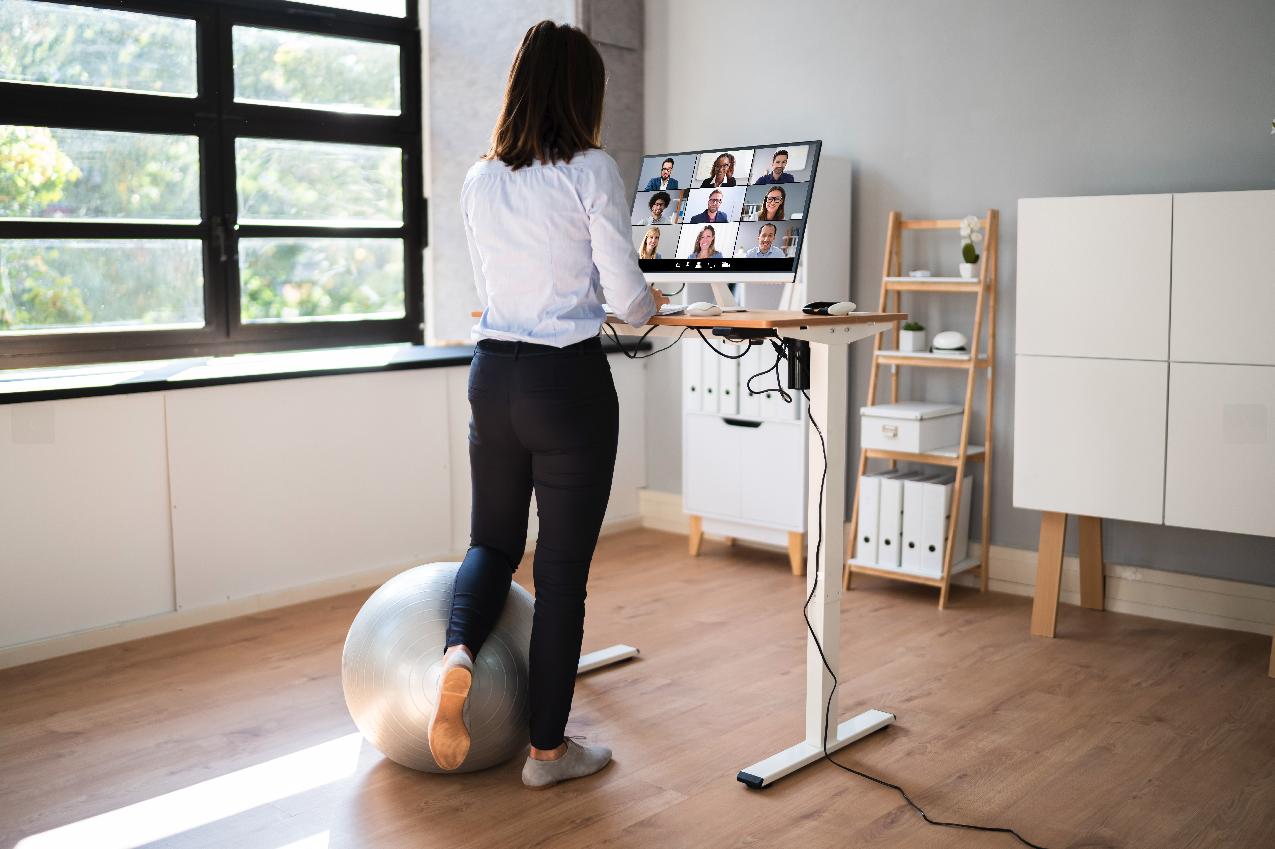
[0, 395, 175, 648]
[1013, 355, 1167, 524]
[1170, 190, 1275, 366]
[1017, 194, 1172, 360]
[1165, 363, 1275, 537]
[682, 336, 807, 545]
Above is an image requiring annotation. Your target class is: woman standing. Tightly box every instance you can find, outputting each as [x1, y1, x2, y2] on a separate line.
[428, 21, 668, 788]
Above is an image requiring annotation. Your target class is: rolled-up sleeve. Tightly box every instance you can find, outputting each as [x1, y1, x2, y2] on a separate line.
[581, 156, 656, 328]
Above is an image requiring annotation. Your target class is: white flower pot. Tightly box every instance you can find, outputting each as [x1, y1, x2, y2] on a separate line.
[899, 330, 926, 352]
[959, 262, 978, 279]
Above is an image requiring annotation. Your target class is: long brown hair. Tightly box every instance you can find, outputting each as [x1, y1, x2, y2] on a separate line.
[639, 226, 661, 259]
[485, 22, 605, 170]
[758, 185, 786, 221]
[693, 225, 717, 258]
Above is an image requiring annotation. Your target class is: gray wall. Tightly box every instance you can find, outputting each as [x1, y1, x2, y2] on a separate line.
[426, 0, 641, 344]
[645, 0, 1275, 585]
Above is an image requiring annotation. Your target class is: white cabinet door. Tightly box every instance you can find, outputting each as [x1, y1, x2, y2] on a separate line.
[738, 419, 805, 530]
[683, 413, 742, 519]
[1017, 194, 1172, 360]
[683, 413, 805, 530]
[1171, 190, 1275, 366]
[1013, 355, 1168, 524]
[1165, 362, 1275, 537]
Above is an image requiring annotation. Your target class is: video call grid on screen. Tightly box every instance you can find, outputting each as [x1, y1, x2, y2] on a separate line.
[631, 140, 820, 283]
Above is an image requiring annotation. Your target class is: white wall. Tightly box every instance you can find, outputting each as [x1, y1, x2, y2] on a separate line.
[644, 0, 1275, 586]
[0, 356, 646, 658]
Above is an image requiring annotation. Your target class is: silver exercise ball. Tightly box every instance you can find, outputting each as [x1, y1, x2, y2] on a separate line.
[342, 562, 534, 772]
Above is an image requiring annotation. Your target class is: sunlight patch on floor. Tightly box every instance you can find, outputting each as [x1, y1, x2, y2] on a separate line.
[15, 735, 362, 849]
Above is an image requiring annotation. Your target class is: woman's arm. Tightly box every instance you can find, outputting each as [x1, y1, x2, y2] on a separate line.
[581, 154, 657, 328]
[459, 187, 489, 310]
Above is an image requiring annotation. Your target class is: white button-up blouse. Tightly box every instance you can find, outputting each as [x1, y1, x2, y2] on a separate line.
[462, 149, 656, 347]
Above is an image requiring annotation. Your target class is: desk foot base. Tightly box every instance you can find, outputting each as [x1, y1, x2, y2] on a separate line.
[577, 644, 639, 674]
[736, 709, 895, 788]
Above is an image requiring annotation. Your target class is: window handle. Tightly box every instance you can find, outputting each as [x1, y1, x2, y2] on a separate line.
[212, 215, 236, 263]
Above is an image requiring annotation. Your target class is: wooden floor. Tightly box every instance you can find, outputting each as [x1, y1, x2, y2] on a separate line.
[3, 529, 1274, 849]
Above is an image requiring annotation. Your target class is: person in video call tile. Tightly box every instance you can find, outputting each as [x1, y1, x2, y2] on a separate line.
[638, 226, 663, 260]
[699, 153, 737, 188]
[745, 222, 786, 258]
[643, 158, 678, 191]
[757, 185, 786, 221]
[686, 225, 723, 259]
[754, 149, 795, 184]
[638, 191, 674, 224]
[689, 189, 728, 223]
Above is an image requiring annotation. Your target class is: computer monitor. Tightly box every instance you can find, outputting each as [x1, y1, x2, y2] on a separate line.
[630, 141, 821, 309]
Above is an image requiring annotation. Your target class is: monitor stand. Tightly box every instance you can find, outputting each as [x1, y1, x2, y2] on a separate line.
[711, 280, 748, 312]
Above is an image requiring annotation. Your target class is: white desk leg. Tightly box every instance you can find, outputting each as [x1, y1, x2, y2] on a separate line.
[738, 341, 896, 788]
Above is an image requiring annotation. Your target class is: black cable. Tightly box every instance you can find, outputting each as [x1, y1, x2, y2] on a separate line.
[601, 322, 686, 359]
[744, 340, 792, 403]
[694, 327, 751, 358]
[796, 388, 1050, 849]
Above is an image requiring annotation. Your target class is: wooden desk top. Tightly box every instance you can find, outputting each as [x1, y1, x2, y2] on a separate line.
[473, 310, 907, 328]
[619, 310, 906, 329]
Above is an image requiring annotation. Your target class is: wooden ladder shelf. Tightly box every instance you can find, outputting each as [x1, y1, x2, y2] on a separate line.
[843, 210, 1000, 608]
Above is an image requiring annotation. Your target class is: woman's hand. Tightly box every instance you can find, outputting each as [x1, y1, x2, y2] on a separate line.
[650, 285, 670, 309]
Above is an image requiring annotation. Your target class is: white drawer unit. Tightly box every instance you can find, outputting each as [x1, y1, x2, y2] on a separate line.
[859, 402, 964, 454]
[1015, 189, 1275, 539]
[1165, 362, 1275, 537]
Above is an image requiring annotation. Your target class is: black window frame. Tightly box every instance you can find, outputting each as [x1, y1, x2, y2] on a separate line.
[0, 0, 424, 370]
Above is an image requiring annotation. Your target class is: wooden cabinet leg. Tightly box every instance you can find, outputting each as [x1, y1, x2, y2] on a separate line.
[724, 536, 736, 547]
[1078, 515, 1105, 611]
[788, 531, 805, 576]
[1030, 511, 1067, 638]
[1269, 623, 1274, 679]
[688, 515, 703, 556]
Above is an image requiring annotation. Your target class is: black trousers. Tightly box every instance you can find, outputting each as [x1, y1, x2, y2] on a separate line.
[445, 336, 619, 751]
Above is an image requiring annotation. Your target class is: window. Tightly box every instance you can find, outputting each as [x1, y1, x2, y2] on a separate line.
[0, 0, 422, 368]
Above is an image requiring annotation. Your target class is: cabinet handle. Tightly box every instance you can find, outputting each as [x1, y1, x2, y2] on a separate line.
[882, 424, 898, 437]
[722, 417, 762, 428]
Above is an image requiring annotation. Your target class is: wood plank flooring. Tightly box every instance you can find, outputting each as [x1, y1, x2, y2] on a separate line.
[2, 528, 1274, 848]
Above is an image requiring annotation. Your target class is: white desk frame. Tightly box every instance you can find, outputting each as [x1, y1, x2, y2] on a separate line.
[607, 313, 898, 787]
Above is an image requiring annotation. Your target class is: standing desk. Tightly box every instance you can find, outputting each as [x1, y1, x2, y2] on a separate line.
[607, 309, 906, 787]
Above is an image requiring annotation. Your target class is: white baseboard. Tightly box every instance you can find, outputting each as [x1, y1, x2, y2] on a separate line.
[0, 553, 463, 671]
[0, 512, 648, 672]
[638, 489, 1275, 639]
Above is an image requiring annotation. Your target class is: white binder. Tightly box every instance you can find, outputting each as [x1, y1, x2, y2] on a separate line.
[718, 341, 740, 416]
[855, 472, 885, 564]
[683, 337, 703, 412]
[902, 473, 945, 572]
[917, 473, 974, 577]
[701, 342, 720, 414]
[738, 345, 762, 418]
[877, 471, 923, 569]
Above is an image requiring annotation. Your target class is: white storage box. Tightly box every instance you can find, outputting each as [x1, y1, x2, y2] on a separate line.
[860, 402, 964, 453]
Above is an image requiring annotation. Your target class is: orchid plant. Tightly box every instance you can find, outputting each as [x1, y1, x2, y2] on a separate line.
[959, 215, 983, 264]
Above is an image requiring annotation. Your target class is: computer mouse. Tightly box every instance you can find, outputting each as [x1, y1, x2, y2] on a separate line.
[802, 301, 856, 316]
[686, 302, 722, 317]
